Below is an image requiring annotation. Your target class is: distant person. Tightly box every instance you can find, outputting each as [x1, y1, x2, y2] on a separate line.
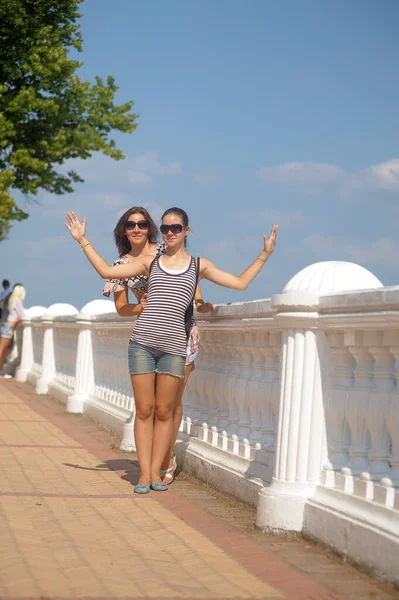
[0, 284, 26, 378]
[0, 279, 11, 321]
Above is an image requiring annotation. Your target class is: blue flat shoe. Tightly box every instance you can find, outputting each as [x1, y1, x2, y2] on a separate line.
[150, 482, 168, 491]
[134, 484, 150, 494]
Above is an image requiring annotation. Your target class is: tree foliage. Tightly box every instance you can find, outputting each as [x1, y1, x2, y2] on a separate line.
[0, 0, 138, 240]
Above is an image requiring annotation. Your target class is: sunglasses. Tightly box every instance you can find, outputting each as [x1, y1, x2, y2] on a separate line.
[160, 224, 184, 234]
[125, 220, 150, 231]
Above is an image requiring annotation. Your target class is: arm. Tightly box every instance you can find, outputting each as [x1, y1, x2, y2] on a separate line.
[114, 289, 144, 318]
[65, 212, 150, 279]
[200, 225, 278, 291]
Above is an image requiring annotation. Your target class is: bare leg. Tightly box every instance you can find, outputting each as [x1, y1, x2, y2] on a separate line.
[130, 373, 156, 486]
[151, 373, 180, 483]
[161, 361, 194, 473]
[0, 337, 11, 370]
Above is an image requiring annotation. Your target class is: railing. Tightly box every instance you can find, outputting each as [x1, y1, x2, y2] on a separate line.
[12, 261, 399, 584]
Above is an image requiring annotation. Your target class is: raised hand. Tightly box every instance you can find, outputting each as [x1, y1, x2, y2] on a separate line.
[65, 212, 87, 243]
[196, 302, 215, 314]
[263, 224, 278, 255]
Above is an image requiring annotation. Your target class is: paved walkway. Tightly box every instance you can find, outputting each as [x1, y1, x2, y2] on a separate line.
[0, 380, 397, 600]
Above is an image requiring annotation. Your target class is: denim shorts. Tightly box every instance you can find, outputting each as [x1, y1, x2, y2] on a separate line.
[128, 341, 185, 379]
[1, 322, 15, 339]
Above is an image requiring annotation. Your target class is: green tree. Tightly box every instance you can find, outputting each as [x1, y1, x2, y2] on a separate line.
[0, 0, 138, 240]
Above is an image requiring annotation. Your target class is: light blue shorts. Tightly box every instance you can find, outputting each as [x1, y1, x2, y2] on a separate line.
[128, 341, 185, 379]
[1, 322, 15, 340]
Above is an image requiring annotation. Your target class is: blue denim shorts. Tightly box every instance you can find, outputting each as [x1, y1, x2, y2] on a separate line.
[128, 341, 185, 379]
[1, 322, 15, 340]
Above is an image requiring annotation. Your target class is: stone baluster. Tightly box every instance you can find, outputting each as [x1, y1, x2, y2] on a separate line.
[225, 332, 240, 436]
[366, 331, 394, 480]
[246, 330, 265, 445]
[324, 332, 353, 471]
[214, 334, 229, 430]
[236, 332, 252, 439]
[346, 333, 373, 475]
[386, 336, 399, 485]
[207, 332, 221, 427]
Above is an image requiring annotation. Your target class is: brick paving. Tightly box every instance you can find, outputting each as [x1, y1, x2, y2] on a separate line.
[0, 380, 397, 600]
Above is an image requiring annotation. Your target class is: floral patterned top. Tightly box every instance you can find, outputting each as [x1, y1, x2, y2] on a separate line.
[102, 242, 167, 302]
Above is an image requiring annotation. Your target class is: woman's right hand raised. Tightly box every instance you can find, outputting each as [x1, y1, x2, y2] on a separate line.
[65, 212, 87, 243]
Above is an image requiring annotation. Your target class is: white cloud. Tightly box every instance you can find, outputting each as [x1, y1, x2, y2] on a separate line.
[257, 162, 343, 184]
[303, 234, 399, 267]
[368, 159, 399, 190]
[194, 171, 222, 187]
[257, 158, 399, 198]
[127, 152, 182, 187]
[62, 151, 182, 187]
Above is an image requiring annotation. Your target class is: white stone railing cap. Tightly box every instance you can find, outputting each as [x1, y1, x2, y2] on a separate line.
[78, 299, 117, 319]
[283, 261, 383, 294]
[22, 306, 47, 320]
[196, 298, 273, 321]
[273, 261, 383, 310]
[43, 303, 79, 319]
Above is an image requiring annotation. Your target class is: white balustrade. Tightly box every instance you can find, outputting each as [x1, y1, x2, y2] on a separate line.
[12, 260, 399, 585]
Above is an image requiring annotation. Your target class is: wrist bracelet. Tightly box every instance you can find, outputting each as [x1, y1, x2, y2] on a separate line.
[195, 298, 205, 306]
[257, 256, 267, 263]
[80, 242, 92, 251]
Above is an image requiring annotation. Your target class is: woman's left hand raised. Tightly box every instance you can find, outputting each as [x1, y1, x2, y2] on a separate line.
[196, 302, 215, 314]
[264, 224, 279, 255]
[65, 212, 87, 243]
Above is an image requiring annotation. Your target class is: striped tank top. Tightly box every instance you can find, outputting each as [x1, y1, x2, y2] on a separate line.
[131, 255, 197, 356]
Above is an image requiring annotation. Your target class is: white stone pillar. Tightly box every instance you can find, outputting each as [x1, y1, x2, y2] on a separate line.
[66, 319, 94, 413]
[255, 260, 383, 533]
[35, 303, 78, 395]
[35, 317, 55, 395]
[256, 302, 327, 532]
[15, 307, 46, 383]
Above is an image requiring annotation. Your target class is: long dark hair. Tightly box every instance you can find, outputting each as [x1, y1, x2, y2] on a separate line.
[161, 207, 189, 247]
[114, 207, 159, 257]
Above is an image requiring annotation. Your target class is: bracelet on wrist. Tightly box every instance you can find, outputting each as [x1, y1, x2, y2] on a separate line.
[195, 298, 205, 306]
[257, 256, 267, 263]
[80, 241, 92, 251]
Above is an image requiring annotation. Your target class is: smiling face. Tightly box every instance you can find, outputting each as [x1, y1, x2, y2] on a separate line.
[124, 211, 150, 247]
[160, 212, 189, 249]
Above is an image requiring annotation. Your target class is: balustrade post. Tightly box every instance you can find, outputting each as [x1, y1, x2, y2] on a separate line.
[35, 316, 55, 395]
[66, 315, 94, 413]
[256, 292, 328, 532]
[15, 306, 47, 382]
[15, 319, 34, 383]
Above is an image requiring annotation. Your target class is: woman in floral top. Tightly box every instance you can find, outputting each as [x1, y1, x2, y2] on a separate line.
[103, 206, 214, 484]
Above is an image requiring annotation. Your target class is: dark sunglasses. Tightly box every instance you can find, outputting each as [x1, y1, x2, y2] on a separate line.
[125, 220, 150, 231]
[160, 224, 184, 234]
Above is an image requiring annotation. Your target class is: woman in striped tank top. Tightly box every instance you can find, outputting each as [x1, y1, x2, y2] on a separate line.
[102, 206, 213, 485]
[65, 207, 278, 494]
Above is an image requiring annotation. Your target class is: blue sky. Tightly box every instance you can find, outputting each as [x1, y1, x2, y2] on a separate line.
[2, 0, 399, 310]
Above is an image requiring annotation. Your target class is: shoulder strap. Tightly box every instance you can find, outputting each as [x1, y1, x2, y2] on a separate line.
[195, 257, 200, 287]
[149, 256, 158, 275]
[190, 257, 200, 304]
